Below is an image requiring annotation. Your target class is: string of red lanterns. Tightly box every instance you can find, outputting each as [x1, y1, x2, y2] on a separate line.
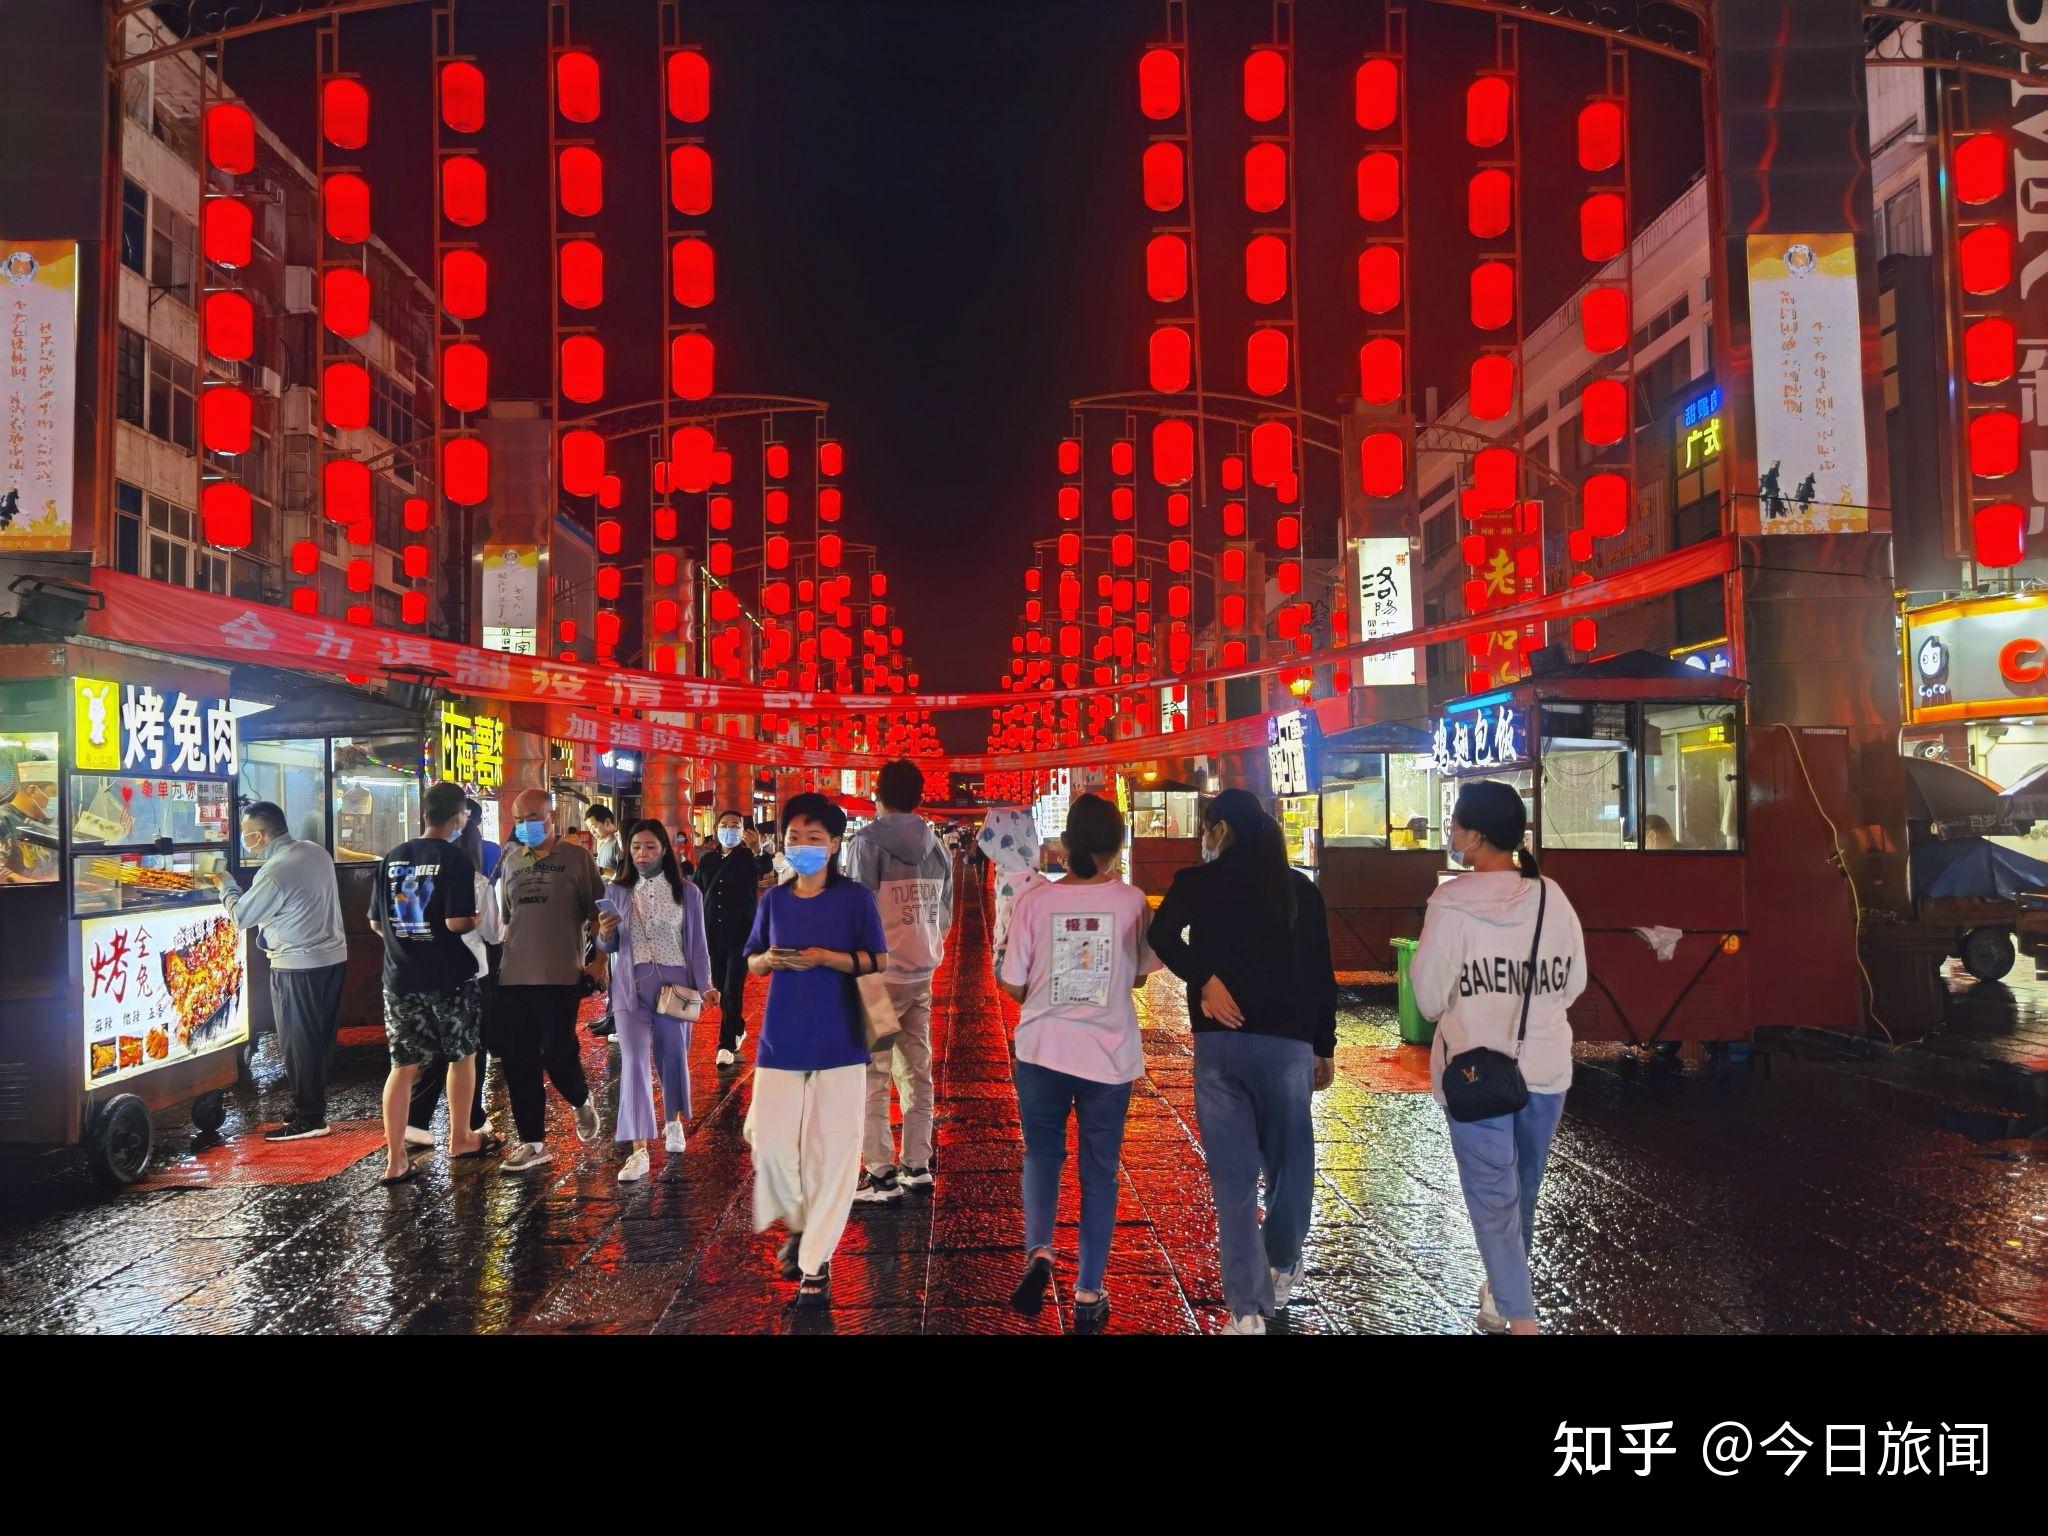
[197, 63, 255, 558]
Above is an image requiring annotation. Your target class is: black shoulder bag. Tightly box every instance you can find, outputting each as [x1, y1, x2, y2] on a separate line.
[1440, 878, 1545, 1124]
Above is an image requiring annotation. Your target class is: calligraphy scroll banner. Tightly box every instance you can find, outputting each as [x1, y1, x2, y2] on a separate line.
[0, 239, 78, 553]
[1745, 233, 1871, 534]
[83, 536, 1735, 748]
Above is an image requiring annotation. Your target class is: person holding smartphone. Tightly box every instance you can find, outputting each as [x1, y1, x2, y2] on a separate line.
[743, 793, 886, 1309]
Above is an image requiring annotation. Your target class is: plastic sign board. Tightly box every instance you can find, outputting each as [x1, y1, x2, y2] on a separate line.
[1267, 709, 1320, 796]
[107, 682, 236, 777]
[81, 908, 249, 1090]
[439, 703, 505, 789]
[1353, 538, 1415, 686]
[1745, 234, 1870, 534]
[481, 544, 539, 655]
[1903, 593, 2048, 723]
[1432, 702, 1526, 774]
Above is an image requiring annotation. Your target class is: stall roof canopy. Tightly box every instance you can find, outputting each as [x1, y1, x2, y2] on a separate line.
[1321, 721, 1434, 754]
[1553, 649, 1736, 682]
[236, 682, 426, 741]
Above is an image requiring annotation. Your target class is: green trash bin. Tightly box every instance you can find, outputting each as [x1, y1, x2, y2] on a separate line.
[1390, 936, 1433, 1045]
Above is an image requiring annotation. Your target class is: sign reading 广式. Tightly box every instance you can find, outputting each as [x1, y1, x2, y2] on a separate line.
[1745, 233, 1870, 535]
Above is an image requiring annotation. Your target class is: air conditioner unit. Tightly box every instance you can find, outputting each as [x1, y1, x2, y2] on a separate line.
[284, 265, 316, 314]
[258, 366, 282, 396]
[280, 385, 315, 435]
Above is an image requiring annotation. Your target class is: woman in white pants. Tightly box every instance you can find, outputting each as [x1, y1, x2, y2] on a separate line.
[744, 792, 888, 1309]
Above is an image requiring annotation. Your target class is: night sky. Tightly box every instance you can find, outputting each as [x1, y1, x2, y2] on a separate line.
[227, 0, 1704, 751]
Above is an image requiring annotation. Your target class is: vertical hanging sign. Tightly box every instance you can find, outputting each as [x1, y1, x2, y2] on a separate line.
[0, 240, 77, 552]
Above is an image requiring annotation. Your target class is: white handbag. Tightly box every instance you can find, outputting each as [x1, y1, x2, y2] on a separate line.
[655, 984, 703, 1022]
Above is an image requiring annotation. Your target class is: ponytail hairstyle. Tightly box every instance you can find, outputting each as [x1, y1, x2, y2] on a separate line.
[1453, 779, 1540, 878]
[1061, 792, 1125, 879]
[1204, 787, 1297, 928]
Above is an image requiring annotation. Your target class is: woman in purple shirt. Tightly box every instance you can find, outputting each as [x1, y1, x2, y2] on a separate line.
[744, 792, 887, 1308]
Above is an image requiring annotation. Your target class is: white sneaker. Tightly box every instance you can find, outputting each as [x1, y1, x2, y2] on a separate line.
[500, 1141, 552, 1174]
[715, 1048, 736, 1067]
[733, 1031, 745, 1050]
[1269, 1263, 1299, 1312]
[1221, 1312, 1267, 1336]
[402, 1126, 435, 1148]
[574, 1099, 601, 1143]
[663, 1117, 687, 1154]
[1476, 1281, 1511, 1334]
[616, 1147, 650, 1183]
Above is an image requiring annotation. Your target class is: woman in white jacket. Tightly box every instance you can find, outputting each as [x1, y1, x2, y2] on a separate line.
[1411, 780, 1585, 1336]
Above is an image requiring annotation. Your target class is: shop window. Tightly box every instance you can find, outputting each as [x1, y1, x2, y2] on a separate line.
[1539, 701, 1636, 849]
[1880, 185, 1924, 260]
[120, 180, 148, 274]
[121, 64, 152, 132]
[332, 737, 422, 864]
[0, 725, 63, 885]
[1131, 789, 1199, 839]
[146, 344, 196, 450]
[1389, 753, 1437, 846]
[115, 327, 146, 427]
[149, 197, 197, 303]
[1422, 507, 1454, 564]
[1322, 766, 1386, 847]
[240, 737, 328, 851]
[114, 482, 143, 573]
[142, 493, 229, 592]
[1641, 702, 1740, 850]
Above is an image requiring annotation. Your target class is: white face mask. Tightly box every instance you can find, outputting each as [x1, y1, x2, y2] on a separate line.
[1448, 827, 1480, 867]
[1200, 831, 1222, 863]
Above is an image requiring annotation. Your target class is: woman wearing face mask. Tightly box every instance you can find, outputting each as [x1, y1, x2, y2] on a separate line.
[696, 810, 774, 1066]
[595, 820, 716, 1183]
[1147, 788, 1336, 1335]
[1411, 780, 1586, 1336]
[743, 793, 887, 1309]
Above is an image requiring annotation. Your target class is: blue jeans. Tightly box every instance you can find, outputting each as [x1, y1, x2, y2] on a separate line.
[1014, 1060, 1134, 1294]
[1443, 1090, 1567, 1322]
[1193, 1031, 1317, 1321]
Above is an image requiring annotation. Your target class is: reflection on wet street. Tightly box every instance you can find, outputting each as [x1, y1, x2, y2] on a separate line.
[4, 881, 2044, 1335]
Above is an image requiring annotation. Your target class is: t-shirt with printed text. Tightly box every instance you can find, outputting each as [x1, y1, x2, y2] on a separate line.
[375, 836, 479, 997]
[999, 877, 1160, 1085]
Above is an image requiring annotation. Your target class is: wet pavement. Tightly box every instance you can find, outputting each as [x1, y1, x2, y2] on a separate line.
[3, 873, 2046, 1334]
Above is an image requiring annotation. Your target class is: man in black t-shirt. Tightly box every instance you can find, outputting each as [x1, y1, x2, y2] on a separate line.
[369, 781, 498, 1182]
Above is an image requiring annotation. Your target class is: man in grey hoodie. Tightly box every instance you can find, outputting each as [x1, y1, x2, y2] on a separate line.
[847, 759, 954, 1201]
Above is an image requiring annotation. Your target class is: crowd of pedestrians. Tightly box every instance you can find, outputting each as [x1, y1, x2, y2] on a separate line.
[224, 752, 1583, 1334]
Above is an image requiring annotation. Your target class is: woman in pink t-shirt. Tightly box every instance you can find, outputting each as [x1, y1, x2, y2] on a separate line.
[997, 793, 1160, 1333]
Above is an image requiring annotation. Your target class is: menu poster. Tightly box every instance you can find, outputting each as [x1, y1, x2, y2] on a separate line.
[81, 908, 249, 1090]
[1745, 232, 1871, 534]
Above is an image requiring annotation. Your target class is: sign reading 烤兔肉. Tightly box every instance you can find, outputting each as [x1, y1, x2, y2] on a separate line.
[439, 703, 504, 790]
[74, 678, 235, 778]
[1432, 703, 1526, 775]
[1267, 709, 1320, 797]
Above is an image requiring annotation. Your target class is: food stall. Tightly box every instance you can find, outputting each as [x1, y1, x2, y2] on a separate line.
[1126, 777, 1204, 898]
[1315, 721, 1444, 970]
[0, 639, 248, 1182]
[1267, 707, 1323, 879]
[1430, 658, 1749, 1046]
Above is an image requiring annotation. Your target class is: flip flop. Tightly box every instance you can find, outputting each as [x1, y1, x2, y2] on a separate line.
[379, 1166, 419, 1187]
[451, 1133, 507, 1160]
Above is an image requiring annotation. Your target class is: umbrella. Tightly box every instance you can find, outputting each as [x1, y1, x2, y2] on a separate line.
[1902, 755, 2018, 837]
[1999, 761, 2048, 825]
[835, 795, 877, 817]
[1909, 835, 2048, 901]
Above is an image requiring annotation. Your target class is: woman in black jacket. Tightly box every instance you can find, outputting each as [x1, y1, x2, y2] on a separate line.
[1148, 788, 1337, 1336]
[695, 810, 774, 1065]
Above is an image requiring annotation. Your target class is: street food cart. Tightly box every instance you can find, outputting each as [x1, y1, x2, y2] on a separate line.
[1431, 659, 1749, 1046]
[1267, 707, 1322, 879]
[0, 639, 248, 1182]
[1315, 721, 1444, 970]
[1127, 778, 1205, 898]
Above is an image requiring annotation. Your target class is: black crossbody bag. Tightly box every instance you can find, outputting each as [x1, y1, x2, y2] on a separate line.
[1440, 879, 1545, 1124]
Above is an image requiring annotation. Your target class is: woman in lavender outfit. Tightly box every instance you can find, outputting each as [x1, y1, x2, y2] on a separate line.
[596, 819, 716, 1183]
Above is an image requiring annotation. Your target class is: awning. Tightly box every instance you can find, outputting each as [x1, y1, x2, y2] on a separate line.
[1319, 720, 1433, 754]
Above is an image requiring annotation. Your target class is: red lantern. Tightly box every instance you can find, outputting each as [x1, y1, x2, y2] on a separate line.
[819, 487, 843, 521]
[1165, 491, 1189, 525]
[562, 334, 605, 403]
[1357, 246, 1401, 314]
[1974, 503, 2026, 568]
[1577, 100, 1623, 172]
[1355, 57, 1399, 130]
[596, 566, 622, 604]
[1355, 151, 1399, 223]
[403, 497, 429, 532]
[1570, 619, 1597, 652]
[1057, 438, 1081, 475]
[670, 332, 713, 399]
[1145, 233, 1187, 302]
[820, 440, 844, 476]
[1250, 420, 1292, 488]
[1276, 515, 1300, 550]
[442, 342, 488, 413]
[289, 587, 319, 615]
[597, 473, 621, 509]
[766, 443, 790, 479]
[440, 155, 486, 227]
[201, 483, 252, 549]
[1149, 326, 1191, 392]
[708, 494, 733, 530]
[654, 506, 678, 541]
[1277, 560, 1301, 596]
[1167, 537, 1191, 572]
[1580, 378, 1628, 445]
[322, 268, 370, 337]
[672, 426, 714, 491]
[1058, 532, 1081, 566]
[440, 61, 485, 133]
[671, 237, 713, 307]
[202, 198, 252, 268]
[764, 488, 789, 524]
[1580, 192, 1625, 262]
[402, 543, 431, 579]
[707, 540, 732, 577]
[322, 363, 369, 429]
[1152, 418, 1193, 485]
[1112, 440, 1136, 476]
[442, 249, 487, 319]
[1243, 49, 1285, 122]
[1359, 430, 1404, 498]
[202, 385, 251, 454]
[871, 571, 889, 597]
[324, 173, 370, 243]
[1143, 141, 1184, 212]
[1221, 594, 1247, 628]
[1470, 354, 1514, 421]
[1111, 533, 1135, 567]
[1246, 328, 1288, 396]
[667, 50, 710, 123]
[819, 533, 843, 568]
[1469, 261, 1513, 331]
[669, 144, 712, 215]
[1955, 133, 2006, 206]
[1474, 446, 1517, 509]
[204, 102, 255, 174]
[1965, 318, 2016, 386]
[1960, 225, 2013, 294]
[560, 429, 605, 497]
[557, 238, 603, 309]
[1111, 486, 1134, 521]
[203, 292, 253, 362]
[1970, 410, 2021, 478]
[1583, 472, 1628, 537]
[347, 557, 372, 593]
[593, 519, 621, 556]
[1244, 142, 1286, 213]
[1581, 285, 1627, 353]
[443, 435, 489, 505]
[1466, 76, 1510, 148]
[1568, 528, 1592, 561]
[559, 146, 603, 217]
[324, 458, 370, 523]
[1467, 169, 1510, 239]
[556, 50, 600, 123]
[765, 534, 790, 570]
[1245, 234, 1287, 303]
[1139, 47, 1180, 120]
[290, 539, 320, 575]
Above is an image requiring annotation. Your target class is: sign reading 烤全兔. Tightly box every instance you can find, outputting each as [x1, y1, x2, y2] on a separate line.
[81, 907, 249, 1091]
[0, 240, 78, 554]
[75, 678, 236, 777]
[1902, 592, 2048, 724]
[1432, 702, 1527, 775]
[1745, 233, 1871, 535]
[438, 703, 505, 789]
[1353, 537, 1415, 686]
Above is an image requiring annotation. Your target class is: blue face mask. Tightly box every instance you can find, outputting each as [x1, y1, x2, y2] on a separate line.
[717, 826, 744, 848]
[634, 857, 666, 877]
[784, 844, 831, 877]
[514, 818, 548, 848]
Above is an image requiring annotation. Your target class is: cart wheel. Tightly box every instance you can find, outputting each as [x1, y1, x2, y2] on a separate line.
[191, 1091, 226, 1133]
[87, 1094, 153, 1186]
[1961, 927, 2016, 982]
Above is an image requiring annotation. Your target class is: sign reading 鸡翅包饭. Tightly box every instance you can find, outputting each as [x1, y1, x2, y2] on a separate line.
[1433, 702, 1526, 775]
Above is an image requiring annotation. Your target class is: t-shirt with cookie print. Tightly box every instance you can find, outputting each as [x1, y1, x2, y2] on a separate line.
[375, 836, 479, 997]
[999, 877, 1159, 1085]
